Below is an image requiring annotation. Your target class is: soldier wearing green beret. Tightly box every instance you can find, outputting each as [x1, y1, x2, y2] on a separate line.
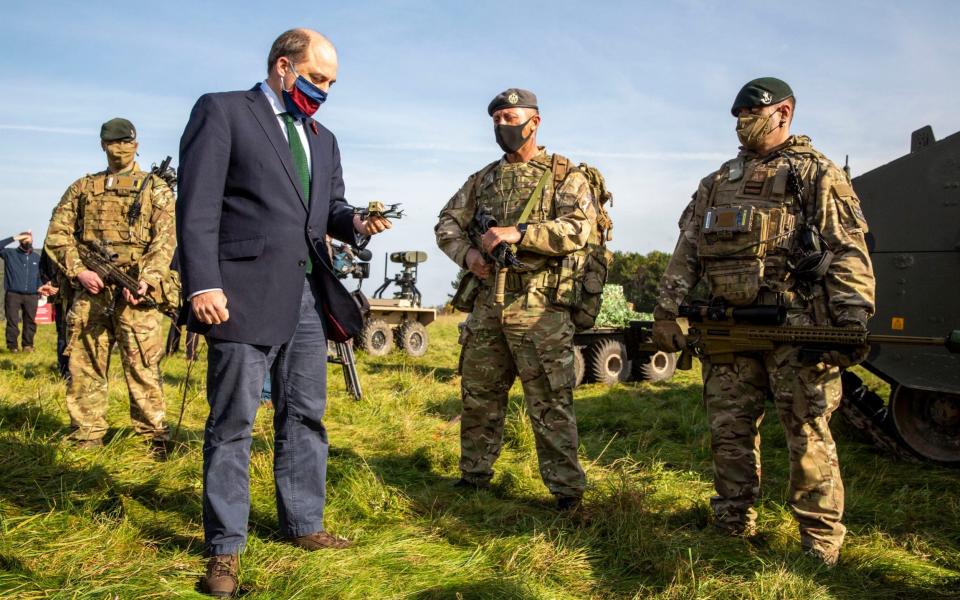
[435, 88, 602, 510]
[652, 77, 876, 565]
[45, 117, 177, 455]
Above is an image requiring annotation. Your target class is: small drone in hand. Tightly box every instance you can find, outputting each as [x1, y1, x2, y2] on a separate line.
[353, 201, 404, 220]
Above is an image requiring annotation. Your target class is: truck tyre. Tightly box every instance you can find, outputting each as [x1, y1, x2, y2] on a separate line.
[573, 345, 586, 387]
[359, 319, 392, 356]
[396, 320, 429, 357]
[589, 339, 629, 385]
[637, 351, 677, 382]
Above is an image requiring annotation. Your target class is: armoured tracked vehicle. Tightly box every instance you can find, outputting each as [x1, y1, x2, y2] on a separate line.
[839, 125, 960, 463]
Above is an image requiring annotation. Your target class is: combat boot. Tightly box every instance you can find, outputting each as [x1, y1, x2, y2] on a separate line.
[149, 438, 173, 460]
[453, 477, 491, 491]
[556, 495, 583, 512]
[290, 531, 351, 550]
[714, 520, 756, 538]
[73, 438, 104, 450]
[199, 554, 238, 597]
[803, 545, 840, 568]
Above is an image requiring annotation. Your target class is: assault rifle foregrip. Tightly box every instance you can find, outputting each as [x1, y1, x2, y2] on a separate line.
[76, 243, 159, 310]
[470, 207, 524, 307]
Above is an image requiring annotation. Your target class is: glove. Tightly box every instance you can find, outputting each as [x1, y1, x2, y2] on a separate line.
[653, 320, 686, 353]
[821, 314, 870, 367]
[820, 345, 870, 368]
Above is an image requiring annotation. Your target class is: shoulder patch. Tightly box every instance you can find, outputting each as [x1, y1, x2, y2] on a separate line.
[831, 181, 854, 197]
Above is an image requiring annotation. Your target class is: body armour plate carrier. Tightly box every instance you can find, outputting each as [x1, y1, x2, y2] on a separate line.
[79, 171, 153, 266]
[697, 155, 806, 306]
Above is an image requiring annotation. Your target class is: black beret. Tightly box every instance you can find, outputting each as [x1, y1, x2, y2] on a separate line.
[487, 88, 538, 116]
[100, 117, 137, 141]
[731, 77, 794, 116]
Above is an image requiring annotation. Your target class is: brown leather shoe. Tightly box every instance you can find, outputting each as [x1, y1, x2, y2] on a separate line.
[200, 554, 238, 597]
[290, 531, 351, 550]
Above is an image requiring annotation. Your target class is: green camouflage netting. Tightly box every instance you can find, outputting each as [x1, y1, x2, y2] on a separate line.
[594, 284, 652, 328]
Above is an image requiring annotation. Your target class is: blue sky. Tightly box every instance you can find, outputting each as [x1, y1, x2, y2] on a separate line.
[2, 1, 958, 305]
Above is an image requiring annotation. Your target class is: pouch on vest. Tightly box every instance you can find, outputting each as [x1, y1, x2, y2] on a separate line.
[702, 258, 764, 306]
[572, 247, 612, 330]
[152, 268, 182, 316]
[543, 154, 614, 331]
[451, 270, 481, 313]
[698, 205, 772, 258]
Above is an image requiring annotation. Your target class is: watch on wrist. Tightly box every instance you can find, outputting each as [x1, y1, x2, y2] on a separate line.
[518, 223, 528, 241]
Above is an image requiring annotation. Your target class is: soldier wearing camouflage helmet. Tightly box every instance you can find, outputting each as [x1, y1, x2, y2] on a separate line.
[653, 78, 876, 565]
[435, 88, 599, 510]
[45, 117, 177, 455]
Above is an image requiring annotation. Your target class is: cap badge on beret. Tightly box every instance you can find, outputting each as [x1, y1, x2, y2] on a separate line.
[760, 91, 772, 104]
[508, 92, 519, 104]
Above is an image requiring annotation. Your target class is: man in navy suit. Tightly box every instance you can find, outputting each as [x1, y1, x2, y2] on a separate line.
[177, 28, 390, 597]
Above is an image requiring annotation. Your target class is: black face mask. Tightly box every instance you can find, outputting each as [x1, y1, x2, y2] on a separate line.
[20, 241, 32, 252]
[494, 117, 533, 154]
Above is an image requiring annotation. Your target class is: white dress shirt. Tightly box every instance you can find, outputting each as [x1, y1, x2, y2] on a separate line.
[259, 80, 312, 173]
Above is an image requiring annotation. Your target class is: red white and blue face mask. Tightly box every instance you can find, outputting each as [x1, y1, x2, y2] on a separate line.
[282, 62, 328, 120]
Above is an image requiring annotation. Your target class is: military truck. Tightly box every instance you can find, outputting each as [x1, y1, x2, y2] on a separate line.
[837, 125, 960, 464]
[571, 285, 677, 386]
[572, 327, 677, 386]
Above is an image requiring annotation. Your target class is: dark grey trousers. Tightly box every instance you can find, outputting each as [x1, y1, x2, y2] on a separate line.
[202, 277, 329, 555]
[4, 291, 38, 350]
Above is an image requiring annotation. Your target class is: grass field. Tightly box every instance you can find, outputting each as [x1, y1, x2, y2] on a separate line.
[1, 315, 959, 599]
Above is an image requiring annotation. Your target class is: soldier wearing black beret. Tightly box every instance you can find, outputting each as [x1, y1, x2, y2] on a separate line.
[487, 88, 539, 116]
[435, 88, 601, 511]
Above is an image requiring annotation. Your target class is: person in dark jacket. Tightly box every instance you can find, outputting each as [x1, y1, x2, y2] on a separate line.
[1, 231, 42, 352]
[177, 28, 391, 596]
[38, 247, 70, 378]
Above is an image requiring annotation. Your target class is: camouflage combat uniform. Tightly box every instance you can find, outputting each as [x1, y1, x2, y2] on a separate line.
[46, 163, 176, 441]
[655, 135, 875, 559]
[435, 148, 597, 499]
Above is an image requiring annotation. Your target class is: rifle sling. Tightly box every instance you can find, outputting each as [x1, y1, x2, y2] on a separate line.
[517, 167, 552, 226]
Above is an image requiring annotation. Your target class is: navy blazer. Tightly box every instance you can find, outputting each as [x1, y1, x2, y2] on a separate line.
[177, 85, 358, 345]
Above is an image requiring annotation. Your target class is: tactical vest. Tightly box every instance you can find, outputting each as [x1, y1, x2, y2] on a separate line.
[473, 152, 613, 329]
[696, 142, 824, 307]
[77, 169, 156, 267]
[475, 154, 557, 273]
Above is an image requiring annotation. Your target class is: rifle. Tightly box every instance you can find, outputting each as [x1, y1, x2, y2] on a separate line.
[469, 206, 525, 306]
[625, 301, 960, 370]
[151, 155, 177, 192]
[76, 241, 176, 319]
[128, 156, 177, 227]
[328, 341, 362, 400]
[328, 240, 370, 401]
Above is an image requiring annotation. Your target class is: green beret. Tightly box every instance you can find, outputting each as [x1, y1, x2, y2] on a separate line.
[731, 77, 794, 116]
[100, 117, 137, 141]
[487, 88, 538, 116]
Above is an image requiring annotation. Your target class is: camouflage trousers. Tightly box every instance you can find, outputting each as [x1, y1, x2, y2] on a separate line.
[458, 288, 586, 498]
[701, 345, 845, 555]
[65, 288, 169, 441]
